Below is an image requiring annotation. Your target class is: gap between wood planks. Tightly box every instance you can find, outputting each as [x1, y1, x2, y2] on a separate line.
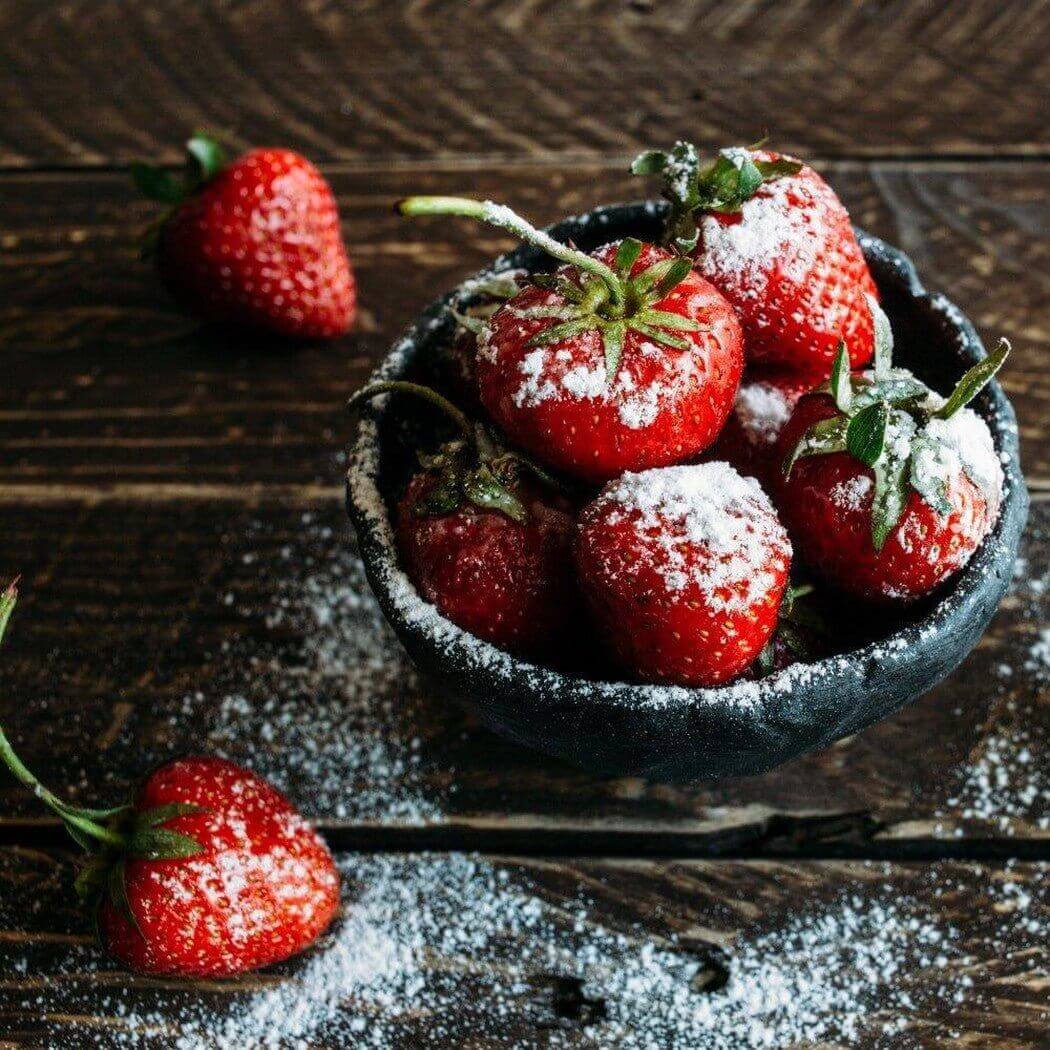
[0, 151, 1049, 180]
[1, 817, 1047, 862]
[1, 483, 1048, 505]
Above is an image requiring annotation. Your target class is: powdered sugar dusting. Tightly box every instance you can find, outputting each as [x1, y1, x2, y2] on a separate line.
[698, 167, 823, 289]
[921, 408, 1004, 507]
[5, 855, 1045, 1046]
[733, 379, 795, 446]
[592, 463, 790, 609]
[201, 518, 446, 825]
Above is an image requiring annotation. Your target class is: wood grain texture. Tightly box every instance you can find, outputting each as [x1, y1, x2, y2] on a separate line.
[0, 0, 1047, 168]
[1, 162, 1047, 493]
[0, 497, 1044, 845]
[0, 849, 1045, 1046]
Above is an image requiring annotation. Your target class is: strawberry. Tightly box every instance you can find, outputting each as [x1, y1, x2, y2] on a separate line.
[0, 586, 339, 977]
[134, 133, 355, 339]
[773, 315, 1009, 601]
[349, 382, 579, 657]
[705, 369, 817, 488]
[632, 142, 878, 376]
[574, 463, 791, 686]
[397, 197, 743, 482]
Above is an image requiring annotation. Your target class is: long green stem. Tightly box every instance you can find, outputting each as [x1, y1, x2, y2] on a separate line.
[0, 726, 127, 848]
[397, 196, 625, 309]
[0, 586, 127, 851]
[348, 381, 475, 445]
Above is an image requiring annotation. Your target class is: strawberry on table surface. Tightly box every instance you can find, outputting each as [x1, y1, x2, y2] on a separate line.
[397, 197, 744, 483]
[97, 756, 340, 977]
[134, 133, 356, 339]
[574, 462, 792, 686]
[774, 321, 1009, 602]
[633, 142, 878, 377]
[350, 382, 580, 660]
[0, 585, 340, 978]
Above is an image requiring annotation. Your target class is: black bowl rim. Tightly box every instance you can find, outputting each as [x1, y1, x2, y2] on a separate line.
[346, 201, 1027, 722]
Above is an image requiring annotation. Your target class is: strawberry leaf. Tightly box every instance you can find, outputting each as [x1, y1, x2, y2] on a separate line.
[908, 438, 953, 516]
[634, 309, 701, 332]
[631, 322, 689, 351]
[867, 294, 894, 380]
[934, 338, 1010, 420]
[783, 416, 849, 477]
[463, 467, 528, 523]
[614, 238, 643, 276]
[108, 859, 145, 938]
[184, 132, 227, 187]
[630, 150, 669, 176]
[602, 321, 627, 380]
[829, 341, 852, 413]
[654, 256, 694, 298]
[135, 802, 207, 830]
[524, 318, 595, 348]
[130, 163, 184, 205]
[846, 400, 890, 467]
[871, 454, 910, 551]
[754, 157, 803, 180]
[129, 827, 205, 861]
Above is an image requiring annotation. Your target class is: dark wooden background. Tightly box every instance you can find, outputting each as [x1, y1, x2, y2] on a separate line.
[0, 1, 1046, 1045]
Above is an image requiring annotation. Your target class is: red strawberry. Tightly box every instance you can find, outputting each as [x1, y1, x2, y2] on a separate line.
[574, 463, 791, 686]
[0, 589, 338, 977]
[773, 334, 1009, 602]
[97, 757, 339, 976]
[632, 142, 878, 376]
[397, 197, 743, 483]
[350, 382, 579, 658]
[134, 134, 355, 339]
[705, 369, 817, 487]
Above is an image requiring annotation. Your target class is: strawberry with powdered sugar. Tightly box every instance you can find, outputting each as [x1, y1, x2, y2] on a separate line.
[348, 382, 580, 659]
[773, 306, 1009, 602]
[397, 197, 743, 482]
[633, 141, 878, 376]
[0, 583, 339, 978]
[574, 462, 792, 686]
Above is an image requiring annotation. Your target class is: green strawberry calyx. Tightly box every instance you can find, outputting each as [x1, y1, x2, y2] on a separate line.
[397, 197, 703, 382]
[631, 140, 803, 252]
[783, 299, 1011, 550]
[0, 584, 206, 938]
[131, 131, 228, 206]
[348, 381, 568, 524]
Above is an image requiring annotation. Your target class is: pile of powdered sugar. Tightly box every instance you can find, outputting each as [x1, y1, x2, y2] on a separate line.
[195, 515, 449, 825]
[7, 855, 1045, 1048]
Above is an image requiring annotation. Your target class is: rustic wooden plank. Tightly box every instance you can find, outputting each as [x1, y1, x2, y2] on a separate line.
[1, 161, 1047, 490]
[0, 0, 1046, 169]
[0, 848, 1045, 1046]
[0, 497, 1045, 845]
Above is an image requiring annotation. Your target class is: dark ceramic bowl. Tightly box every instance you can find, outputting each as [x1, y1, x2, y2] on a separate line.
[346, 202, 1027, 781]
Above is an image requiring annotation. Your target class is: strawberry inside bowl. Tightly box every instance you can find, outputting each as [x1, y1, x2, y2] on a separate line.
[345, 202, 1027, 781]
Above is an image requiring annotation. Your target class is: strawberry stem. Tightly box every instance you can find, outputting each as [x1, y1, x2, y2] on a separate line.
[348, 381, 475, 444]
[397, 196, 625, 310]
[0, 584, 128, 851]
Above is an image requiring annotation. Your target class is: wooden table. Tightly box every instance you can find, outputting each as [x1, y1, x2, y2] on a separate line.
[0, 2, 1046, 1046]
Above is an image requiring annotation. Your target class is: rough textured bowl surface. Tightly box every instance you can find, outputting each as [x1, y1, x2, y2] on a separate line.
[346, 202, 1028, 781]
